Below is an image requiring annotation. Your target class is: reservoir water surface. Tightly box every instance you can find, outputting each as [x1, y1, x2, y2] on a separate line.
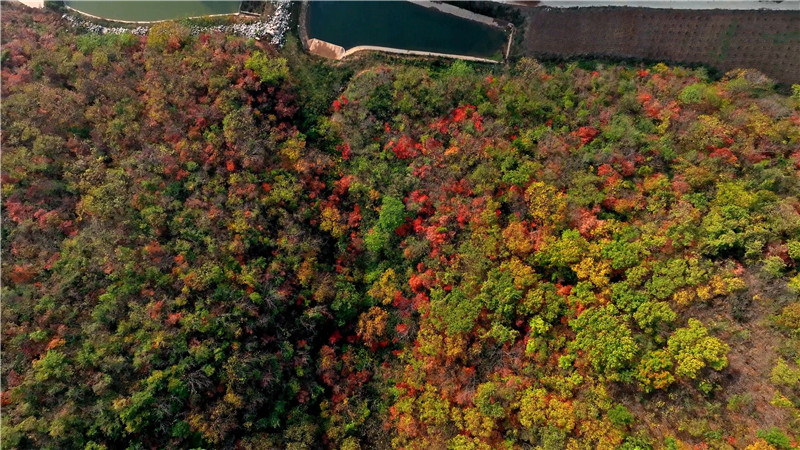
[307, 1, 508, 59]
[65, 1, 241, 22]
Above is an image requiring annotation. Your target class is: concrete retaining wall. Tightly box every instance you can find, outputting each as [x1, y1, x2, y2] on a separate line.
[301, 0, 508, 64]
[409, 1, 506, 27]
[340, 45, 500, 63]
[16, 0, 44, 8]
[307, 38, 345, 59]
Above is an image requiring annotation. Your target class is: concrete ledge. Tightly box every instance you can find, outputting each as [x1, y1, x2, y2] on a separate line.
[409, 1, 506, 27]
[307, 38, 346, 59]
[16, 0, 44, 8]
[301, 1, 505, 64]
[341, 45, 500, 64]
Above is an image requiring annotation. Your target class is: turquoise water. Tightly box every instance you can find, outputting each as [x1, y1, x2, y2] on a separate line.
[65, 1, 241, 22]
[307, 1, 507, 59]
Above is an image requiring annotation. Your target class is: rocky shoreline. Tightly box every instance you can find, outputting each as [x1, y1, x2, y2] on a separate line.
[62, 1, 291, 46]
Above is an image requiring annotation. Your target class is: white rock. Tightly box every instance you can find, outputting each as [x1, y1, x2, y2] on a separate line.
[63, 1, 292, 46]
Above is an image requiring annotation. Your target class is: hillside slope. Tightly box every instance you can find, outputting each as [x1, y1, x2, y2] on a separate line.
[2, 4, 800, 449]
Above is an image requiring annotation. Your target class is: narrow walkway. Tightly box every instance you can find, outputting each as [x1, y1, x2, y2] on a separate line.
[306, 38, 500, 64]
[340, 45, 500, 64]
[408, 0, 506, 27]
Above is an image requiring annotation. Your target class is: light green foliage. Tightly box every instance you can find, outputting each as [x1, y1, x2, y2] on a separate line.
[645, 257, 707, 300]
[529, 316, 551, 336]
[570, 304, 637, 375]
[787, 240, 800, 261]
[365, 195, 406, 253]
[117, 390, 156, 433]
[76, 33, 138, 54]
[602, 235, 644, 270]
[608, 405, 634, 427]
[679, 83, 721, 108]
[770, 358, 800, 386]
[475, 382, 508, 419]
[612, 281, 648, 313]
[483, 322, 519, 345]
[377, 195, 406, 232]
[603, 114, 644, 148]
[700, 182, 776, 259]
[417, 386, 450, 427]
[445, 59, 475, 77]
[518, 388, 548, 428]
[33, 350, 70, 382]
[667, 319, 729, 379]
[363, 228, 384, 253]
[756, 427, 793, 450]
[521, 282, 567, 323]
[633, 300, 677, 335]
[538, 229, 589, 269]
[430, 287, 482, 335]
[763, 256, 787, 278]
[245, 51, 289, 84]
[479, 268, 522, 323]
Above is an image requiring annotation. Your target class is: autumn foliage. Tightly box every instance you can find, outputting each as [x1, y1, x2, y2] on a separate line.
[3, 4, 800, 449]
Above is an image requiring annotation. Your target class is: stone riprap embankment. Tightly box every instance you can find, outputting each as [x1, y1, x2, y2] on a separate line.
[63, 1, 291, 46]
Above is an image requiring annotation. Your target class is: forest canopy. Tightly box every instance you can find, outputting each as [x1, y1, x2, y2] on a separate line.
[2, 4, 800, 450]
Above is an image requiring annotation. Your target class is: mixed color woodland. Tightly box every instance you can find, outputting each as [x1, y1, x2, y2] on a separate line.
[2, 4, 800, 449]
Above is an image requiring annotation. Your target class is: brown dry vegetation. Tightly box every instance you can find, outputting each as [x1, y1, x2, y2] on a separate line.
[619, 268, 796, 445]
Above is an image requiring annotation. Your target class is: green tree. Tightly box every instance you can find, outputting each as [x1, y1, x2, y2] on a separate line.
[245, 51, 289, 85]
[667, 319, 729, 380]
[569, 304, 638, 376]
